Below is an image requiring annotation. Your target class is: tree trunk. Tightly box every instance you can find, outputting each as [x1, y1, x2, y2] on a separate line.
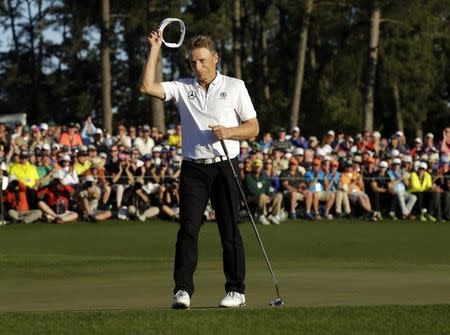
[151, 52, 165, 131]
[6, 0, 20, 56]
[290, 0, 313, 129]
[393, 82, 403, 132]
[259, 8, 270, 101]
[25, 0, 38, 116]
[363, 2, 381, 132]
[232, 0, 242, 79]
[101, 0, 112, 133]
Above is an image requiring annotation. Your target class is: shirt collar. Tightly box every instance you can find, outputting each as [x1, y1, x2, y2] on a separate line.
[194, 70, 222, 87]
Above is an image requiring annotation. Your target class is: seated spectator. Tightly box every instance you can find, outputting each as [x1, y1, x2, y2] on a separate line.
[387, 158, 417, 219]
[408, 162, 440, 221]
[160, 180, 180, 221]
[115, 124, 132, 149]
[289, 126, 307, 149]
[123, 181, 160, 221]
[370, 161, 396, 220]
[36, 172, 78, 223]
[327, 160, 351, 216]
[304, 158, 335, 219]
[110, 153, 133, 210]
[3, 179, 42, 223]
[244, 159, 283, 225]
[76, 176, 112, 222]
[8, 151, 40, 188]
[340, 161, 377, 220]
[280, 157, 313, 219]
[89, 157, 111, 209]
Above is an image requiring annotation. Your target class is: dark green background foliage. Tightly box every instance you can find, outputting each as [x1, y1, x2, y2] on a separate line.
[0, 0, 448, 135]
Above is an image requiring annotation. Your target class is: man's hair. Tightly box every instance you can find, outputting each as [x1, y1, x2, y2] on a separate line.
[189, 35, 217, 54]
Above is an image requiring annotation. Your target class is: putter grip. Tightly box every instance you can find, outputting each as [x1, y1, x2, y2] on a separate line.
[220, 140, 229, 156]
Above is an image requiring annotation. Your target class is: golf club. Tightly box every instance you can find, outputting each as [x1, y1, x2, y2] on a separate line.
[220, 140, 284, 307]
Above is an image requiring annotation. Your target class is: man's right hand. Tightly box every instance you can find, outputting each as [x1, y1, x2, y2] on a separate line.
[148, 30, 163, 49]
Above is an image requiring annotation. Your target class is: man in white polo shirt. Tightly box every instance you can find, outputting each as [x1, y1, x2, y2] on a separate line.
[140, 31, 259, 309]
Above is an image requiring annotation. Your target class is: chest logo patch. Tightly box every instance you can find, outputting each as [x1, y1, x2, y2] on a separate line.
[220, 91, 227, 98]
[188, 90, 197, 100]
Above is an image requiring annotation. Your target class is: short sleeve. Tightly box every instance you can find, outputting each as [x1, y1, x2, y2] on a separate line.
[161, 81, 180, 103]
[236, 81, 257, 122]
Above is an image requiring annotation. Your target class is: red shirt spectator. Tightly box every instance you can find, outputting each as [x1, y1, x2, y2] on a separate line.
[36, 179, 75, 211]
[3, 180, 29, 212]
[59, 123, 83, 148]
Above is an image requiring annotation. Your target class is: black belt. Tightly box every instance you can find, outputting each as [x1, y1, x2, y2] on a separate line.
[183, 156, 235, 165]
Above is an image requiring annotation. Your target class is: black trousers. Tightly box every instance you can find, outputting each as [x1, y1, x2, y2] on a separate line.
[174, 158, 245, 297]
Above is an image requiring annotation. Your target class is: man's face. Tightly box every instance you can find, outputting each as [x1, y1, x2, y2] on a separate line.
[189, 47, 218, 83]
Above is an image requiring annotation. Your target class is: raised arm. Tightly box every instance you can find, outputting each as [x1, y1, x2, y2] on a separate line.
[139, 30, 166, 100]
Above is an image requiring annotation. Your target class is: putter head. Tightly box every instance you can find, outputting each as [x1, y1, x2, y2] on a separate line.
[269, 298, 284, 307]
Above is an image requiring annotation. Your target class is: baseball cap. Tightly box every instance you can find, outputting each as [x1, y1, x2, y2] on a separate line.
[395, 130, 404, 137]
[379, 161, 388, 168]
[143, 124, 150, 131]
[391, 149, 400, 157]
[414, 137, 423, 144]
[83, 175, 96, 183]
[327, 130, 335, 136]
[425, 132, 434, 139]
[402, 155, 412, 163]
[95, 128, 103, 135]
[419, 162, 428, 169]
[309, 136, 318, 144]
[392, 158, 401, 165]
[153, 146, 162, 153]
[372, 131, 381, 139]
[240, 141, 249, 148]
[42, 143, 50, 151]
[20, 151, 29, 158]
[40, 123, 49, 131]
[98, 152, 107, 159]
[291, 126, 300, 133]
[294, 147, 304, 156]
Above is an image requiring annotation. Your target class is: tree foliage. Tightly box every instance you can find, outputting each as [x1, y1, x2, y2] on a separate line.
[0, 0, 448, 135]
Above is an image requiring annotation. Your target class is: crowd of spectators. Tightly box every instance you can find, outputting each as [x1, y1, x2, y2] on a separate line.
[0, 118, 449, 225]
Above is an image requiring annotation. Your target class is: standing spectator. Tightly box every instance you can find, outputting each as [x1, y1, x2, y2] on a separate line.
[258, 132, 273, 152]
[59, 123, 83, 149]
[408, 162, 440, 221]
[272, 128, 290, 152]
[244, 159, 282, 225]
[423, 133, 437, 154]
[81, 117, 98, 145]
[304, 158, 335, 219]
[3, 179, 42, 224]
[115, 124, 132, 149]
[129, 126, 138, 147]
[289, 127, 307, 149]
[39, 123, 53, 145]
[134, 124, 155, 156]
[280, 157, 313, 219]
[238, 141, 250, 161]
[440, 127, 450, 157]
[387, 158, 417, 219]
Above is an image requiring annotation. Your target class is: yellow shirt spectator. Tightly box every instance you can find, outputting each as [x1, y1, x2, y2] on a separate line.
[408, 168, 432, 192]
[8, 160, 40, 188]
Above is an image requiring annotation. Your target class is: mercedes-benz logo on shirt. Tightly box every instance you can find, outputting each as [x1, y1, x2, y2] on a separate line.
[188, 90, 197, 100]
[220, 92, 227, 98]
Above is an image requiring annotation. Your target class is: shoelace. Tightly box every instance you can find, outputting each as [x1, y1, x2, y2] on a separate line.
[175, 290, 188, 298]
[227, 292, 241, 300]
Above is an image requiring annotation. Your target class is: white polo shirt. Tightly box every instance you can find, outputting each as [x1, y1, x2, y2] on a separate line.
[161, 71, 257, 160]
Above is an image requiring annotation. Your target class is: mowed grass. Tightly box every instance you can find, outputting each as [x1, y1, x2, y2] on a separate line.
[0, 219, 449, 334]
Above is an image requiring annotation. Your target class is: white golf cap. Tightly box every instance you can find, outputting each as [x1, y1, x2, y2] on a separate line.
[40, 123, 49, 131]
[425, 132, 434, 138]
[402, 155, 412, 163]
[379, 161, 388, 168]
[83, 175, 96, 183]
[414, 137, 423, 144]
[419, 162, 428, 169]
[391, 149, 400, 157]
[372, 131, 381, 139]
[294, 147, 304, 156]
[240, 141, 249, 148]
[396, 130, 404, 137]
[393, 158, 401, 165]
[327, 130, 335, 136]
[42, 143, 50, 151]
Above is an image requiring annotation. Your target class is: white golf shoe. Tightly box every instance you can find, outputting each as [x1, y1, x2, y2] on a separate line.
[219, 292, 246, 308]
[172, 290, 190, 309]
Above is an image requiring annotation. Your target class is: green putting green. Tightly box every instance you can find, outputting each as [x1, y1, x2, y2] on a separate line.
[0, 219, 449, 334]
